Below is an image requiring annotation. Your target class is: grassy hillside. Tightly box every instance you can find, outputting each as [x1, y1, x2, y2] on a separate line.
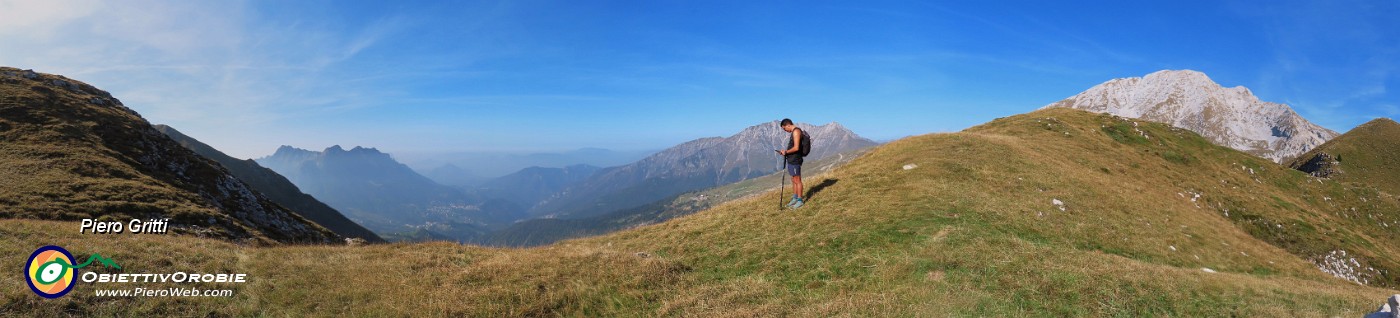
[1288, 117, 1400, 195]
[0, 67, 338, 244]
[4, 108, 1398, 316]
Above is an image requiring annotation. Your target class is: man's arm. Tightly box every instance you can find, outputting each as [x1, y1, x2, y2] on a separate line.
[781, 128, 802, 154]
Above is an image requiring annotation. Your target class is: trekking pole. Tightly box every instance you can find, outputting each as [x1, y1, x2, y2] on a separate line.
[778, 151, 785, 210]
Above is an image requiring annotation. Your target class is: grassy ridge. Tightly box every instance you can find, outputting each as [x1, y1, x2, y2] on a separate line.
[4, 108, 1398, 316]
[1288, 117, 1400, 195]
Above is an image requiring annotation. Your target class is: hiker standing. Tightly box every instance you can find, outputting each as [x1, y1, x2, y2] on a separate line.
[777, 118, 810, 209]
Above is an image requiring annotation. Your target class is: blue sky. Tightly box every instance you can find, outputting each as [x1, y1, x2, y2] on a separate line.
[1, 0, 1396, 159]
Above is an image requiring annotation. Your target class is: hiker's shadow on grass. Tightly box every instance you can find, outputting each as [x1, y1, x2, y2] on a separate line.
[805, 179, 838, 200]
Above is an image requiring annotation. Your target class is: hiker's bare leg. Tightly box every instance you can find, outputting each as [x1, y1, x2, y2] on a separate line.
[792, 175, 803, 200]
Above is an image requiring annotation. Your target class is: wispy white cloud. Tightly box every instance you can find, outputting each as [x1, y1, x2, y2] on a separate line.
[1240, 0, 1399, 131]
[0, 1, 410, 158]
[0, 0, 100, 36]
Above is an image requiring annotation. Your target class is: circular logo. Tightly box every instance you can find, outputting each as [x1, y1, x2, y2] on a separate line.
[25, 245, 77, 299]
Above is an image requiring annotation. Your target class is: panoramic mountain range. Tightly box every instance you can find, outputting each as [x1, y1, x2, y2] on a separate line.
[4, 66, 1367, 249]
[6, 66, 1400, 316]
[154, 125, 385, 243]
[407, 147, 655, 185]
[11, 103, 1398, 316]
[1044, 69, 1338, 162]
[255, 145, 523, 241]
[529, 121, 880, 219]
[486, 147, 871, 246]
[0, 67, 340, 244]
[254, 121, 880, 244]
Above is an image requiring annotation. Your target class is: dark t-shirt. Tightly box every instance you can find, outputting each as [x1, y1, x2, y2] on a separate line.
[785, 129, 805, 165]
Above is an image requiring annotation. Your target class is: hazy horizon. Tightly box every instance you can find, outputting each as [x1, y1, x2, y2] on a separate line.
[2, 1, 1395, 159]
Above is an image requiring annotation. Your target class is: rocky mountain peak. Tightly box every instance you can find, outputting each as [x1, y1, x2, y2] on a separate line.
[1043, 69, 1339, 162]
[274, 145, 315, 156]
[1145, 69, 1209, 81]
[297, 145, 393, 161]
[255, 143, 506, 237]
[348, 146, 381, 153]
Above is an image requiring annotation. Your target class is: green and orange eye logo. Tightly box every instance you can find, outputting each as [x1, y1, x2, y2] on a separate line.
[26, 245, 77, 298]
[25, 245, 120, 299]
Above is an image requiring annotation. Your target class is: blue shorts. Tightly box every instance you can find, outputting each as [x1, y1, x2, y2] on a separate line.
[786, 163, 801, 176]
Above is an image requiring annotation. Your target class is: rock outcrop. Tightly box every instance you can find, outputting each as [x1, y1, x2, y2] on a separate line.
[1293, 152, 1343, 178]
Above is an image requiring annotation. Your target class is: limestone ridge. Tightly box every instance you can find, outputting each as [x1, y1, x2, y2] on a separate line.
[1043, 70, 1338, 162]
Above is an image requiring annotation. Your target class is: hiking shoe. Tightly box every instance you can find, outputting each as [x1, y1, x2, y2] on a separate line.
[786, 195, 800, 208]
[789, 199, 804, 209]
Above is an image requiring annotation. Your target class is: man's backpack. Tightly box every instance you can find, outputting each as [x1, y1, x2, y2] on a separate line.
[798, 129, 812, 157]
